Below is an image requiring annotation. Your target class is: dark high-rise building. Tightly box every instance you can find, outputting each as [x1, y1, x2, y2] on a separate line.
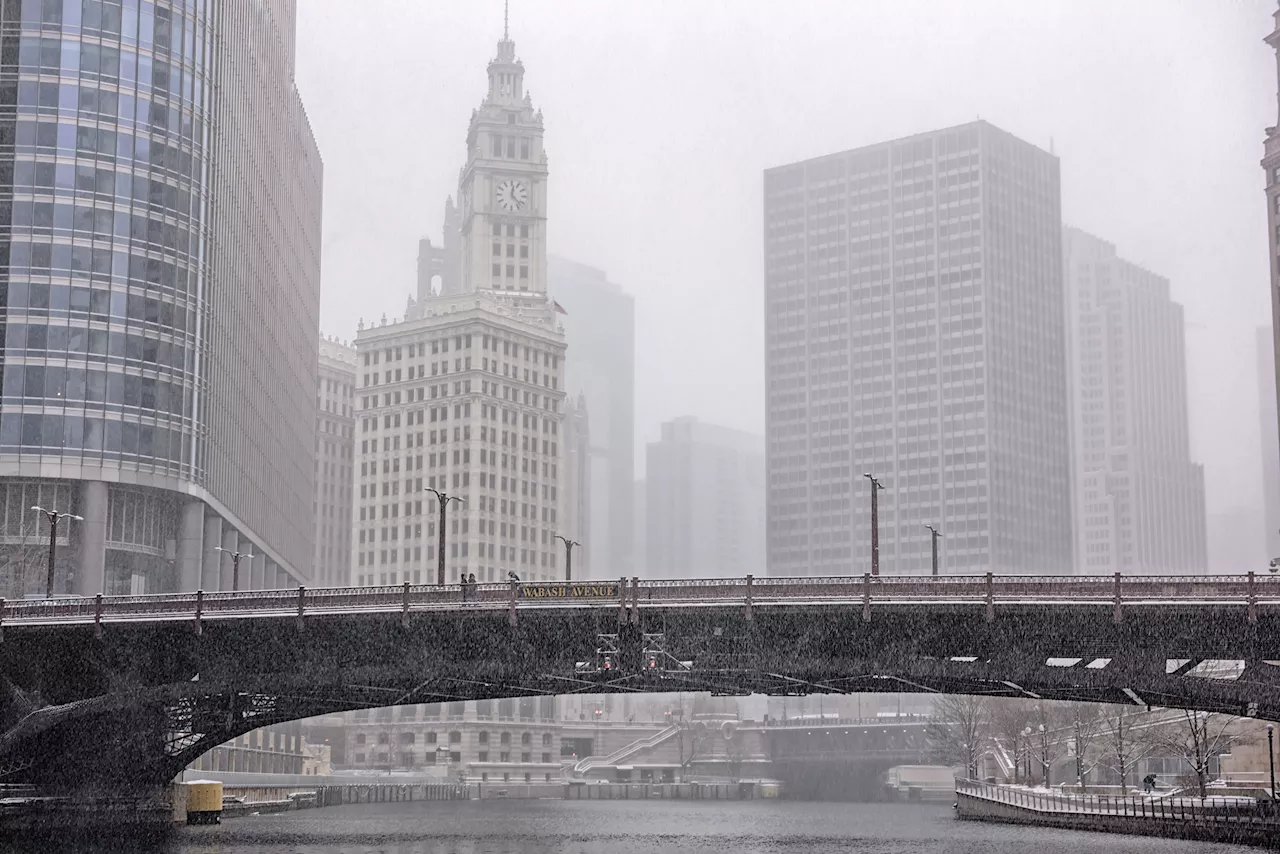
[763, 121, 1072, 576]
[0, 0, 322, 597]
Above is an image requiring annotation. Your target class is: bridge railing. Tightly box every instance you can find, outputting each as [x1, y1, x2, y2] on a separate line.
[2, 573, 1279, 626]
[956, 778, 1278, 823]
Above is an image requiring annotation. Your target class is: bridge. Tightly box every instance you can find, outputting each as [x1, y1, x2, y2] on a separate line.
[1, 573, 1279, 794]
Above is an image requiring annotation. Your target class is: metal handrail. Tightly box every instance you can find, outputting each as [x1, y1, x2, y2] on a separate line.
[956, 778, 1278, 823]
[1, 573, 1278, 626]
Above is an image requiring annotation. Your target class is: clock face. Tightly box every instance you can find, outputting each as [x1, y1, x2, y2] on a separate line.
[496, 179, 528, 213]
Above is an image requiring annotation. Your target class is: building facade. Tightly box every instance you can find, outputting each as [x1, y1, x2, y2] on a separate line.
[763, 121, 1072, 576]
[314, 336, 355, 588]
[646, 417, 764, 579]
[187, 720, 307, 776]
[1062, 228, 1206, 573]
[548, 256, 635, 579]
[1264, 8, 1280, 519]
[1260, 327, 1280, 560]
[351, 18, 568, 587]
[0, 0, 322, 598]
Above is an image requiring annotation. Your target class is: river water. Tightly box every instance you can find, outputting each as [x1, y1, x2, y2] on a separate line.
[15, 801, 1260, 854]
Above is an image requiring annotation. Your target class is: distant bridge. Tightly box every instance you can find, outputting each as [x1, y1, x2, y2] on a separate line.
[1, 573, 1279, 793]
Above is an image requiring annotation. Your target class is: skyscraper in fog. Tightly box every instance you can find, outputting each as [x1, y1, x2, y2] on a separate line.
[646, 417, 764, 578]
[763, 121, 1071, 576]
[1063, 228, 1205, 573]
[0, 0, 322, 597]
[1263, 7, 1280, 532]
[549, 256, 635, 579]
[1259, 327, 1280, 560]
[314, 337, 356, 588]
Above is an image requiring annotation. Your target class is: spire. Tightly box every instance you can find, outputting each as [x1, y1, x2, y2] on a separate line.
[503, 0, 509, 41]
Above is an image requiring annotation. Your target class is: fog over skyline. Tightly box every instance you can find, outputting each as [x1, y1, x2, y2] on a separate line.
[295, 1, 1275, 570]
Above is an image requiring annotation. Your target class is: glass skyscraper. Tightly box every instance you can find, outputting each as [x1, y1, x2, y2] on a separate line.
[0, 0, 321, 597]
[764, 121, 1072, 576]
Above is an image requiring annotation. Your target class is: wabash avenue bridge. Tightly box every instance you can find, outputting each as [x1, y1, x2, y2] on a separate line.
[1, 573, 1279, 793]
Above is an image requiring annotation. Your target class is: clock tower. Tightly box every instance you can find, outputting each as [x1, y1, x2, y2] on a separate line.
[457, 6, 548, 299]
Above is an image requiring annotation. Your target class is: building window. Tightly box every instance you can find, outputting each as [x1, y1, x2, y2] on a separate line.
[492, 135, 502, 156]
[520, 138, 530, 159]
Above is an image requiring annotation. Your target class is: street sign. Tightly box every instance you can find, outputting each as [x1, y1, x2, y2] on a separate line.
[518, 582, 619, 599]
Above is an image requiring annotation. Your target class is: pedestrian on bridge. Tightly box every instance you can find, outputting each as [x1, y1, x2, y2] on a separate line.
[468, 573, 477, 600]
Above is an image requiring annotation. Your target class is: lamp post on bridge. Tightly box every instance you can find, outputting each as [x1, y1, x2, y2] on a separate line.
[554, 535, 580, 582]
[1021, 726, 1033, 782]
[213, 546, 254, 592]
[863, 473, 885, 576]
[31, 505, 83, 598]
[924, 525, 942, 576]
[425, 487, 465, 586]
[1268, 723, 1276, 800]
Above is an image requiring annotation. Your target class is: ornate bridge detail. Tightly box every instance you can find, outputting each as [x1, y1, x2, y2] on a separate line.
[0, 573, 1278, 792]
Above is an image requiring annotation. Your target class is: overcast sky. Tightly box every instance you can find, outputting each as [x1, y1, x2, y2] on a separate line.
[295, 0, 1276, 569]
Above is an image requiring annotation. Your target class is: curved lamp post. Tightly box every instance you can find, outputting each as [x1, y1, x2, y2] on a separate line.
[31, 505, 82, 598]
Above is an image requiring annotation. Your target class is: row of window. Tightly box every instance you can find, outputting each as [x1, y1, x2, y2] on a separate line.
[0, 412, 189, 464]
[3, 364, 191, 415]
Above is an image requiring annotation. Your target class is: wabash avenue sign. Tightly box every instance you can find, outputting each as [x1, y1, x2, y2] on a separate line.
[518, 582, 620, 599]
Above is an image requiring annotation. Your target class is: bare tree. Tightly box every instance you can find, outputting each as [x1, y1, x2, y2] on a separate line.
[988, 698, 1036, 783]
[724, 739, 745, 784]
[1069, 703, 1107, 790]
[1100, 706, 1155, 791]
[924, 694, 991, 778]
[1147, 710, 1256, 798]
[0, 539, 46, 599]
[1025, 702, 1075, 788]
[673, 698, 708, 776]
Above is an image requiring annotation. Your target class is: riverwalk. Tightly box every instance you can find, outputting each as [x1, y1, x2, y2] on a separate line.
[955, 778, 1280, 848]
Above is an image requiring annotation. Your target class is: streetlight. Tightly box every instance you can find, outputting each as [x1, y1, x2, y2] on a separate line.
[31, 506, 83, 598]
[1022, 726, 1033, 782]
[1038, 723, 1048, 788]
[1269, 723, 1276, 801]
[213, 546, 254, 591]
[425, 487, 465, 587]
[863, 474, 885, 576]
[924, 525, 942, 576]
[554, 535, 580, 582]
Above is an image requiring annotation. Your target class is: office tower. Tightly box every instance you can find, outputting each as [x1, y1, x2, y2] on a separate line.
[351, 16, 567, 586]
[763, 121, 1071, 576]
[1063, 228, 1206, 573]
[633, 479, 647, 576]
[549, 256, 635, 579]
[1259, 8, 1280, 560]
[558, 392, 589, 577]
[646, 417, 764, 579]
[0, 0, 322, 598]
[314, 337, 356, 588]
[1260, 327, 1280, 560]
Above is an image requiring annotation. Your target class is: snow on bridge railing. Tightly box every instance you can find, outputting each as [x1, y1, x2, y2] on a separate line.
[0, 573, 1278, 628]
